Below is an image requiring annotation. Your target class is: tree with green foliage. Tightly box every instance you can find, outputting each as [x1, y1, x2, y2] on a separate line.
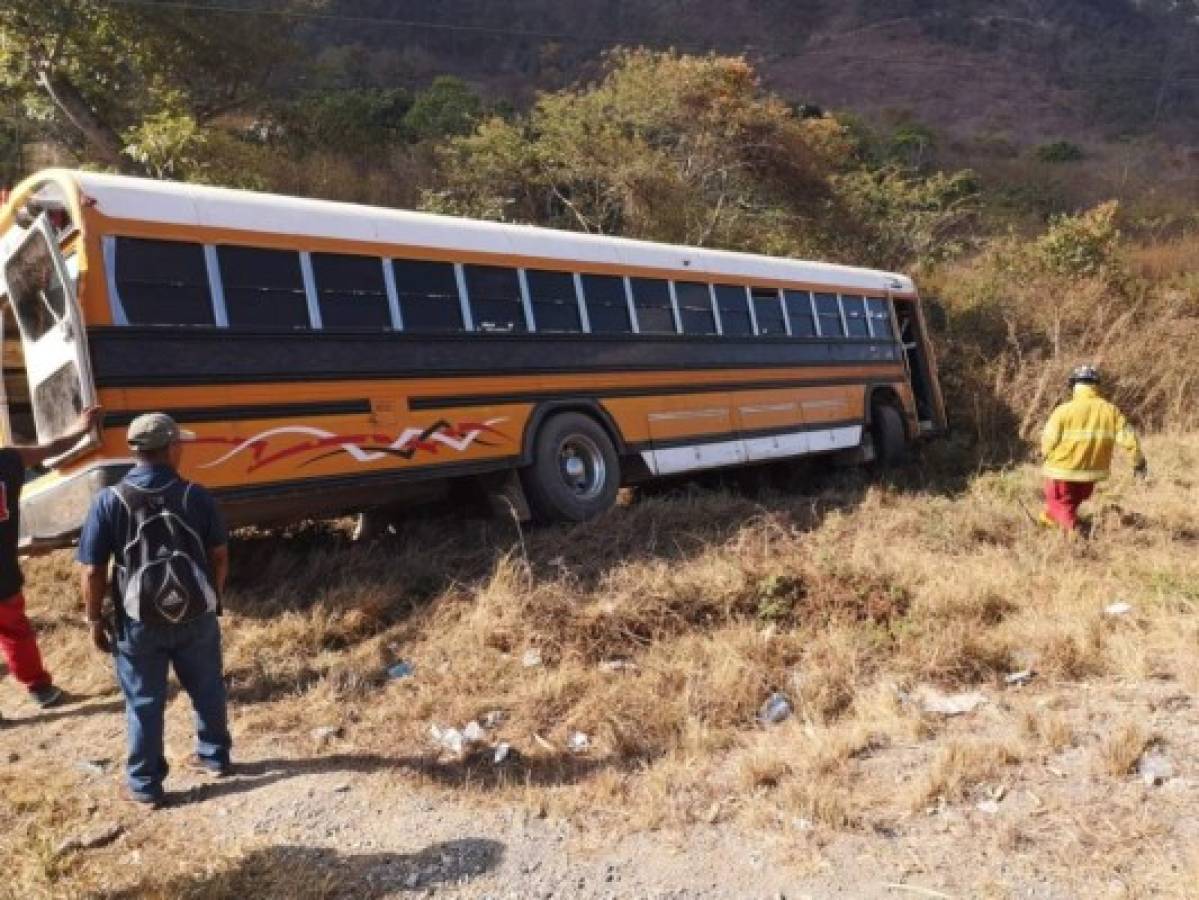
[0, 1, 298, 171]
[888, 122, 938, 170]
[403, 76, 484, 143]
[831, 167, 980, 269]
[0, 98, 26, 185]
[280, 88, 413, 154]
[122, 105, 208, 180]
[424, 50, 854, 254]
[425, 49, 978, 269]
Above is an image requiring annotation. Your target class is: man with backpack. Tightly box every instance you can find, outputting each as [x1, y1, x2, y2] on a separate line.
[77, 413, 231, 807]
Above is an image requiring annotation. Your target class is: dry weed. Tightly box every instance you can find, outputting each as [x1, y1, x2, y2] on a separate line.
[779, 778, 859, 830]
[1091, 720, 1153, 777]
[1020, 708, 1076, 754]
[912, 739, 1023, 810]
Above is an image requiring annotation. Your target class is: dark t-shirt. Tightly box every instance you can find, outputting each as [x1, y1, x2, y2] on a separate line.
[0, 448, 25, 598]
[76, 464, 228, 575]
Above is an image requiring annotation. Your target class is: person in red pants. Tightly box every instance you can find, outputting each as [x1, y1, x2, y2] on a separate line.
[0, 408, 101, 717]
[1039, 366, 1146, 533]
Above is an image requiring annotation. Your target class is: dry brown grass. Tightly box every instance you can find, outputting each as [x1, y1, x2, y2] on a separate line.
[1128, 234, 1199, 283]
[3, 433, 1199, 896]
[912, 738, 1023, 810]
[1020, 707, 1076, 754]
[1091, 719, 1153, 778]
[929, 226, 1199, 446]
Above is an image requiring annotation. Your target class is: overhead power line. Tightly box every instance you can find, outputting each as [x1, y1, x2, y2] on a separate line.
[92, 2, 949, 60]
[93, 1, 1199, 84]
[97, 0, 735, 51]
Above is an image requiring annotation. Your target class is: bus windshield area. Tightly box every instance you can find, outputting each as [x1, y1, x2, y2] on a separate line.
[4, 227, 67, 343]
[2, 224, 86, 442]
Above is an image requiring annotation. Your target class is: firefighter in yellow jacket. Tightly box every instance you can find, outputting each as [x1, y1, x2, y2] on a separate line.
[1039, 365, 1147, 532]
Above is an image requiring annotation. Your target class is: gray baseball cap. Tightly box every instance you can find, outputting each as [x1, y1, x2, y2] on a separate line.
[127, 413, 196, 450]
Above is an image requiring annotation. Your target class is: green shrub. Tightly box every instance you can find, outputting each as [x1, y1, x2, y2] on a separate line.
[403, 76, 483, 142]
[1035, 201, 1121, 277]
[1034, 140, 1085, 164]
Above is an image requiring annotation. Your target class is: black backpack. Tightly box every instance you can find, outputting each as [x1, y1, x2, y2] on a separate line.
[112, 478, 217, 626]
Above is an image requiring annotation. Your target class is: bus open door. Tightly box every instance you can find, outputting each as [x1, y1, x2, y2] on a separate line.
[892, 296, 946, 435]
[0, 213, 98, 465]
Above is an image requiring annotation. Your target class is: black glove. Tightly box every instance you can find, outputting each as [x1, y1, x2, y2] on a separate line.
[1133, 461, 1148, 480]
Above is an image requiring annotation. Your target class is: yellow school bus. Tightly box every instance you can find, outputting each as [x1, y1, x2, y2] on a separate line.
[0, 169, 945, 549]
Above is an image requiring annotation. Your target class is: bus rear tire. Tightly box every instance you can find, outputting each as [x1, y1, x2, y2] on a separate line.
[871, 403, 909, 468]
[522, 413, 620, 523]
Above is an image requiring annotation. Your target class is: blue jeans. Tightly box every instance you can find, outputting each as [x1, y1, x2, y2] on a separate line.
[114, 614, 231, 800]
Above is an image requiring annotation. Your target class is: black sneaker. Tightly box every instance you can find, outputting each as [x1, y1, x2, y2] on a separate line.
[31, 684, 63, 709]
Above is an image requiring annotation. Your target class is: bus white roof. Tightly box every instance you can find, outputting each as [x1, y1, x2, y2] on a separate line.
[65, 170, 916, 295]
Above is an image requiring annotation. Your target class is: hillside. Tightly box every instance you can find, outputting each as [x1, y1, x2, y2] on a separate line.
[310, 0, 1199, 143]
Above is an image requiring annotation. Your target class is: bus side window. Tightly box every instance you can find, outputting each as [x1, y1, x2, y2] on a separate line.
[751, 288, 786, 336]
[464, 265, 526, 333]
[526, 270, 581, 333]
[630, 278, 676, 334]
[784, 290, 816, 337]
[814, 292, 844, 338]
[841, 295, 869, 337]
[713, 284, 753, 336]
[217, 246, 310, 329]
[866, 298, 894, 339]
[580, 274, 632, 334]
[391, 260, 463, 333]
[311, 252, 391, 329]
[115, 238, 214, 326]
[675, 281, 716, 335]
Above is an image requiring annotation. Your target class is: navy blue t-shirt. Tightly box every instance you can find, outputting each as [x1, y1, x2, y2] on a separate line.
[76, 464, 228, 576]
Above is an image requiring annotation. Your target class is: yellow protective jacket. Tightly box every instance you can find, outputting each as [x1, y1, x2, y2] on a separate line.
[1041, 384, 1145, 482]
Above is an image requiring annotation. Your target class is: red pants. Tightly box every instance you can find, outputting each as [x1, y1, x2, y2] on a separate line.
[1043, 479, 1095, 532]
[0, 593, 52, 692]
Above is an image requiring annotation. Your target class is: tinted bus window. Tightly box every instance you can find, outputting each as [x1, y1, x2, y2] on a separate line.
[784, 289, 816, 337]
[311, 252, 391, 329]
[714, 284, 753, 336]
[391, 260, 463, 332]
[526, 270, 581, 333]
[630, 277, 676, 334]
[218, 246, 309, 329]
[465, 265, 525, 333]
[115, 238, 214, 326]
[751, 288, 787, 336]
[581, 274, 631, 334]
[675, 281, 716, 335]
[841, 294, 869, 337]
[866, 298, 894, 339]
[814, 292, 844, 338]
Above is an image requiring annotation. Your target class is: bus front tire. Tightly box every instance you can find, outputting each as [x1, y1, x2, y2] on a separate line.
[522, 413, 620, 523]
[871, 403, 909, 468]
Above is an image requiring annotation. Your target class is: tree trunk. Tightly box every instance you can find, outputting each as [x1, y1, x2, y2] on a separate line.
[34, 68, 138, 173]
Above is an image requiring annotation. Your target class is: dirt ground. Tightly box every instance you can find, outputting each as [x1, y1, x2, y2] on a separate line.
[3, 436, 1198, 898]
[2, 675, 1197, 898]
